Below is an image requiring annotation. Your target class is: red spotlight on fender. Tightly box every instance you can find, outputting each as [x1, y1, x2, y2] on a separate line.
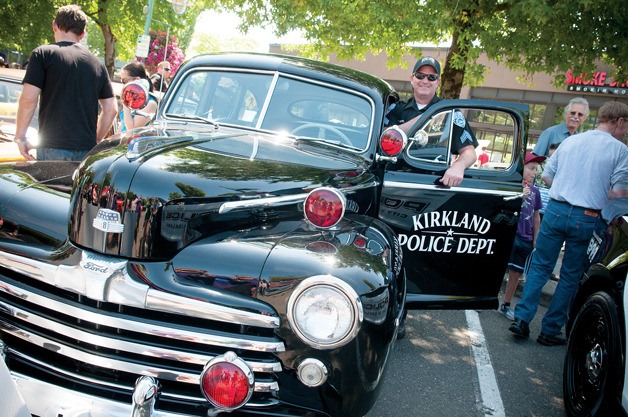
[304, 188, 346, 229]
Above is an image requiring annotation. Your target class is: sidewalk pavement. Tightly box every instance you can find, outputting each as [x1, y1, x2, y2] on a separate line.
[500, 249, 562, 308]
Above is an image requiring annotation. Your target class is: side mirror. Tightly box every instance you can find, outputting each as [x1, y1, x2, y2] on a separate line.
[122, 80, 150, 110]
[410, 130, 429, 147]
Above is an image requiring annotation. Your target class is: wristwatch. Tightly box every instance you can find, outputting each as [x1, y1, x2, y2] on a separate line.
[14, 137, 27, 144]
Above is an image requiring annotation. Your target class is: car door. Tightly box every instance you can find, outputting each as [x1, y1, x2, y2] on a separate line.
[379, 99, 529, 310]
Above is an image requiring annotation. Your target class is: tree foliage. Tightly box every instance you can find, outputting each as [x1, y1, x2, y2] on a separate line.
[1, 0, 208, 77]
[0, 0, 57, 62]
[220, 0, 627, 98]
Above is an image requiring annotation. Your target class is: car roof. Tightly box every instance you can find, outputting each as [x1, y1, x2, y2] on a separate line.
[182, 52, 395, 101]
[0, 68, 26, 82]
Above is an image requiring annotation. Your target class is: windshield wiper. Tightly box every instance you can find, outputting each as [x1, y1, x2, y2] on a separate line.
[165, 113, 220, 129]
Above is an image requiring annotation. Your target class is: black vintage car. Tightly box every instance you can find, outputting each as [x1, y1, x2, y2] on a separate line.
[0, 53, 529, 417]
[563, 198, 628, 417]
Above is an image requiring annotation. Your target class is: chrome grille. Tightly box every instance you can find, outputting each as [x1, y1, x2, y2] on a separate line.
[0, 250, 285, 413]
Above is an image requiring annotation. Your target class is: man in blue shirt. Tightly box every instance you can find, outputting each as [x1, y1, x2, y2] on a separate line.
[532, 97, 589, 157]
[509, 101, 628, 346]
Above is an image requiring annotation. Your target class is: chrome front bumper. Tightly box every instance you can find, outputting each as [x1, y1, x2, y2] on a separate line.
[14, 372, 189, 417]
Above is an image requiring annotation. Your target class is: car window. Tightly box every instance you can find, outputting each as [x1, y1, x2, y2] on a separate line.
[406, 108, 517, 170]
[468, 109, 517, 170]
[261, 76, 373, 150]
[164, 71, 374, 151]
[165, 71, 273, 126]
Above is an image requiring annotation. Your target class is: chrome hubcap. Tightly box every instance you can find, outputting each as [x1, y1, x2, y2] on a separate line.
[585, 343, 604, 381]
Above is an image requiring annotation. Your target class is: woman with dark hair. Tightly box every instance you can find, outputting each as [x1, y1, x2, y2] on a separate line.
[119, 61, 158, 132]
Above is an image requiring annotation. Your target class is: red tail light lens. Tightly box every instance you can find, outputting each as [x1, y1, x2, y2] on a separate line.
[379, 126, 407, 157]
[304, 188, 346, 228]
[200, 352, 253, 410]
[122, 81, 148, 109]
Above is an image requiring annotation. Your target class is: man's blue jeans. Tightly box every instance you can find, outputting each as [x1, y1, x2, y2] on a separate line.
[514, 199, 606, 336]
[38, 148, 89, 161]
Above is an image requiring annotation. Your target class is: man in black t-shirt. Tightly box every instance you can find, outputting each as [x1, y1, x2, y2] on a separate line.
[385, 56, 478, 188]
[14, 5, 117, 161]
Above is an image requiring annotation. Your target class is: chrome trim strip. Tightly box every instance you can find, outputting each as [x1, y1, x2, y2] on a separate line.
[6, 342, 279, 392]
[218, 193, 309, 214]
[11, 371, 279, 417]
[0, 282, 285, 353]
[217, 181, 379, 215]
[0, 308, 282, 372]
[255, 72, 279, 129]
[0, 249, 280, 329]
[145, 290, 280, 331]
[383, 180, 519, 196]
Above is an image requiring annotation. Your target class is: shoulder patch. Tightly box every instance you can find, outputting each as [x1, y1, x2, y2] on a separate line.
[453, 111, 466, 128]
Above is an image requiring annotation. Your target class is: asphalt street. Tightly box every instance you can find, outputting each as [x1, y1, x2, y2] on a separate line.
[365, 271, 565, 417]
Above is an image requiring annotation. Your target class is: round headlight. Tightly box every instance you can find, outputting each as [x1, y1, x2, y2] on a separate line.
[287, 275, 362, 349]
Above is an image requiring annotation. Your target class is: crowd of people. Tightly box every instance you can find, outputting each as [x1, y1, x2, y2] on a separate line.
[13, 4, 171, 161]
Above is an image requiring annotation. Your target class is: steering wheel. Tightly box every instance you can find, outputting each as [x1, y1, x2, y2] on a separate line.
[291, 123, 352, 146]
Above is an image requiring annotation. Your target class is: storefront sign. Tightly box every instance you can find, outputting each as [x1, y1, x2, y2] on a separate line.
[566, 69, 627, 95]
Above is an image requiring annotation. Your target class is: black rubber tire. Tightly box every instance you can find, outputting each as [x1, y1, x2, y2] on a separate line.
[563, 291, 623, 417]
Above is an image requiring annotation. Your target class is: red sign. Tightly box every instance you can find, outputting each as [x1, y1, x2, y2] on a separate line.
[566, 69, 628, 95]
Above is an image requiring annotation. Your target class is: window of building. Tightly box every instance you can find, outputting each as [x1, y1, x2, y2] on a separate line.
[529, 103, 546, 130]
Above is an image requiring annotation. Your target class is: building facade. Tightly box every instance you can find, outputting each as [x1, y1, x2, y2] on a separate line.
[270, 45, 627, 151]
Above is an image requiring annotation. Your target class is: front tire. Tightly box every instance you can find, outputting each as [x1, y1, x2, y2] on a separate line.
[563, 291, 623, 417]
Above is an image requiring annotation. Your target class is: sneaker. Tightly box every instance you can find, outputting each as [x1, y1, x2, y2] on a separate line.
[509, 318, 530, 339]
[537, 332, 567, 346]
[499, 303, 515, 321]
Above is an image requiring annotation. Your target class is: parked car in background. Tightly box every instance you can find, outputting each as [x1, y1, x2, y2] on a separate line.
[0, 53, 531, 416]
[0, 68, 38, 161]
[563, 198, 628, 417]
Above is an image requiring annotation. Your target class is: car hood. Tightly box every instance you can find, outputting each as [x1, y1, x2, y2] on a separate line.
[69, 125, 375, 260]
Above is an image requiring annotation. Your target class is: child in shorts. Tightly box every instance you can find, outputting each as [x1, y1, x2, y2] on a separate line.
[499, 152, 546, 320]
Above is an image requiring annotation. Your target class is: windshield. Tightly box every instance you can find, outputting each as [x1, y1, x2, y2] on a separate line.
[163, 69, 374, 151]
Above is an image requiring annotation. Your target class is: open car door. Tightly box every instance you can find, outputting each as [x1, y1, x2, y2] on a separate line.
[379, 100, 529, 310]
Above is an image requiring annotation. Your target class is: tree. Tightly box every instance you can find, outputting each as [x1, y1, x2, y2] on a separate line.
[0, 0, 56, 63]
[220, 0, 627, 98]
[78, 0, 198, 77]
[1, 0, 205, 77]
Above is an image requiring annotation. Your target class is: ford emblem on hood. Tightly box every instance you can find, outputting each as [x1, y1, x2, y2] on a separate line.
[93, 208, 125, 233]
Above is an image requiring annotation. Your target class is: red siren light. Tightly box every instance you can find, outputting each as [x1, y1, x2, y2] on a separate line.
[379, 125, 407, 157]
[304, 188, 346, 229]
[200, 352, 254, 410]
[122, 81, 149, 110]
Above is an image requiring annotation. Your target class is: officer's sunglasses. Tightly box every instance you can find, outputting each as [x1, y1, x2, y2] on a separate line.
[414, 72, 439, 82]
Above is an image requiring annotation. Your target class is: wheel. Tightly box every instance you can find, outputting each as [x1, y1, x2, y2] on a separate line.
[563, 291, 623, 417]
[291, 123, 352, 146]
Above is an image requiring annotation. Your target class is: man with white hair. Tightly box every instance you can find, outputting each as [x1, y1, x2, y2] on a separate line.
[532, 97, 589, 157]
[510, 101, 628, 346]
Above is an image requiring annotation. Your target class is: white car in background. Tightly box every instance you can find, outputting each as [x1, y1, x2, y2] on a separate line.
[0, 68, 38, 161]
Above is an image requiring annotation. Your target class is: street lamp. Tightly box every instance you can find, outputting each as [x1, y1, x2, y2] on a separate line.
[169, 0, 189, 15]
[143, 0, 189, 35]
